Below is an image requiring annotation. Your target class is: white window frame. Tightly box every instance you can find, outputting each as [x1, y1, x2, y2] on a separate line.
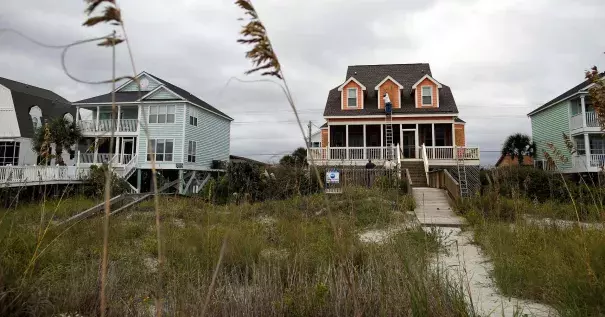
[347, 88, 358, 108]
[421, 86, 432, 105]
[187, 140, 197, 163]
[148, 105, 176, 124]
[147, 139, 174, 162]
[0, 141, 20, 166]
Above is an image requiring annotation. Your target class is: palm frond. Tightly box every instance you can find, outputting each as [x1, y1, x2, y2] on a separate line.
[83, 6, 122, 26]
[84, 0, 115, 15]
[235, 0, 282, 79]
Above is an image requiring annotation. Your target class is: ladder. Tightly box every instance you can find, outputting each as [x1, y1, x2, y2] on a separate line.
[385, 112, 393, 159]
[456, 147, 470, 197]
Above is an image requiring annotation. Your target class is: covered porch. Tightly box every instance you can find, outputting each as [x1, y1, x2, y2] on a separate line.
[76, 136, 138, 166]
[76, 105, 139, 134]
[308, 123, 479, 165]
[571, 134, 605, 170]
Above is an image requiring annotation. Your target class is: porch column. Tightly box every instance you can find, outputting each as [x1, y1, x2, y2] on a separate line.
[581, 96, 587, 127]
[327, 124, 331, 160]
[93, 137, 99, 164]
[362, 124, 366, 159]
[76, 150, 81, 166]
[380, 124, 384, 159]
[95, 106, 100, 131]
[415, 124, 419, 159]
[75, 106, 80, 123]
[137, 105, 142, 132]
[345, 125, 349, 160]
[584, 133, 591, 167]
[116, 137, 121, 164]
[431, 123, 436, 147]
[116, 105, 121, 132]
[178, 169, 185, 194]
[452, 123, 456, 159]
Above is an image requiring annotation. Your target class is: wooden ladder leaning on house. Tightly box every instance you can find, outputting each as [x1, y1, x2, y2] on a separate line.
[385, 111, 394, 160]
[456, 147, 469, 197]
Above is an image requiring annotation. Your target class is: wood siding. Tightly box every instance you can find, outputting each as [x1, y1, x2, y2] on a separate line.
[531, 100, 572, 169]
[321, 129, 328, 147]
[415, 78, 439, 108]
[137, 103, 186, 165]
[378, 79, 401, 109]
[328, 116, 454, 123]
[184, 104, 230, 169]
[145, 87, 179, 100]
[119, 74, 160, 92]
[342, 81, 363, 109]
[454, 124, 465, 146]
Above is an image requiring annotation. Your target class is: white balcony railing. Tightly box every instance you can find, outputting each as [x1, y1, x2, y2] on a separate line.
[571, 154, 605, 168]
[570, 114, 583, 130]
[586, 112, 599, 128]
[0, 166, 90, 186]
[570, 112, 600, 129]
[77, 119, 139, 133]
[308, 146, 480, 162]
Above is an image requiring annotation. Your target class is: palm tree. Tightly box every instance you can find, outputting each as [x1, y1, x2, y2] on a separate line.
[32, 117, 82, 165]
[501, 133, 536, 165]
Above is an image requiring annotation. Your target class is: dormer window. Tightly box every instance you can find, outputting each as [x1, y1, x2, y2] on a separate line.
[347, 88, 358, 108]
[422, 86, 432, 105]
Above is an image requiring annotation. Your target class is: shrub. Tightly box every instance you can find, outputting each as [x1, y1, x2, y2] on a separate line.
[84, 164, 131, 197]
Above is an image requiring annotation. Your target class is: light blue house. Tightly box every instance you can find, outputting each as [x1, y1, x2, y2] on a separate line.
[73, 72, 233, 193]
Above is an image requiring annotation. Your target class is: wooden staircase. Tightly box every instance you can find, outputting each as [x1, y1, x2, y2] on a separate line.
[401, 161, 428, 187]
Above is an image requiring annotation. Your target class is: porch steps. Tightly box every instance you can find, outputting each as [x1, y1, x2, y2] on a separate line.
[401, 161, 427, 187]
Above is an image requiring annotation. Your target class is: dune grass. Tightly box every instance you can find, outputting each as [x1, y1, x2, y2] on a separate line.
[457, 193, 605, 316]
[0, 187, 473, 316]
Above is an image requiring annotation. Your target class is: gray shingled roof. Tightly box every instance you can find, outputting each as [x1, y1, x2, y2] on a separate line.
[74, 73, 233, 120]
[528, 73, 604, 116]
[324, 64, 459, 117]
[0, 77, 74, 138]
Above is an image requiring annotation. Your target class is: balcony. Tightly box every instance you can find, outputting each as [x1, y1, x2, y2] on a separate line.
[77, 119, 139, 134]
[0, 166, 90, 188]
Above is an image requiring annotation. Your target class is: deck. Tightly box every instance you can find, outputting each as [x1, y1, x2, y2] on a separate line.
[0, 166, 91, 188]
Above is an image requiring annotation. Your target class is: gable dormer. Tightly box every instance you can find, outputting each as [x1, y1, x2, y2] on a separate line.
[375, 76, 403, 109]
[141, 86, 183, 101]
[115, 72, 161, 92]
[412, 74, 442, 108]
[338, 77, 366, 110]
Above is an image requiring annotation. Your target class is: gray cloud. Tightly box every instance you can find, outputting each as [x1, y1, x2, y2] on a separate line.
[1, 0, 604, 164]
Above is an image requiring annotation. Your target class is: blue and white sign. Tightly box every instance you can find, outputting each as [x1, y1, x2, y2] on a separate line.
[326, 171, 340, 184]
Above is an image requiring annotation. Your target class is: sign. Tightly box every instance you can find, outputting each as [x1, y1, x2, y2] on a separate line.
[326, 171, 340, 184]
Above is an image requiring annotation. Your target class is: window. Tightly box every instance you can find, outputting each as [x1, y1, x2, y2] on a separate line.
[148, 105, 176, 123]
[421, 86, 432, 105]
[147, 139, 174, 162]
[189, 115, 198, 126]
[187, 141, 197, 162]
[347, 88, 357, 108]
[0, 141, 20, 166]
[29, 106, 42, 130]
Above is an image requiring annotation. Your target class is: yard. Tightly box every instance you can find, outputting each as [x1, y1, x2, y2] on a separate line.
[0, 188, 474, 316]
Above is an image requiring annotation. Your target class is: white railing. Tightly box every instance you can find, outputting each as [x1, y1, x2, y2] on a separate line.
[77, 119, 139, 133]
[121, 154, 138, 178]
[308, 145, 480, 162]
[0, 166, 90, 186]
[572, 155, 586, 168]
[570, 113, 583, 130]
[586, 112, 599, 127]
[421, 144, 429, 184]
[590, 154, 605, 167]
[78, 153, 118, 164]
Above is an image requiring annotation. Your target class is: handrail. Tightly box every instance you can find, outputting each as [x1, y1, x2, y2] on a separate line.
[404, 168, 413, 193]
[443, 169, 460, 200]
[421, 143, 429, 184]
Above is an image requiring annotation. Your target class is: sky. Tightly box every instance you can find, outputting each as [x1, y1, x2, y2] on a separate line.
[1, 0, 604, 165]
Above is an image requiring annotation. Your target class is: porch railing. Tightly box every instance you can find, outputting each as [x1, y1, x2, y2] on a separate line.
[0, 166, 90, 186]
[570, 154, 605, 168]
[308, 146, 480, 161]
[586, 112, 599, 127]
[570, 112, 600, 129]
[78, 153, 117, 164]
[77, 119, 139, 133]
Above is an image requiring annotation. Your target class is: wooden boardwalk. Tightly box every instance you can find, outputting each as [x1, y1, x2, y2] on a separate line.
[0, 166, 90, 188]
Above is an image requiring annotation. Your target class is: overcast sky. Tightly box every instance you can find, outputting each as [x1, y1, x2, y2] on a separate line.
[1, 0, 604, 164]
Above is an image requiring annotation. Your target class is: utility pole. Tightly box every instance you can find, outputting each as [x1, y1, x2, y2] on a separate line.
[307, 121, 312, 149]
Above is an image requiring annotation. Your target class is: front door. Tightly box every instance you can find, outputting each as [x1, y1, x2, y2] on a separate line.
[121, 138, 135, 163]
[402, 130, 416, 159]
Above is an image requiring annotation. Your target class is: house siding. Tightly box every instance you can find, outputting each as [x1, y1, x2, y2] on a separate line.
[454, 124, 465, 146]
[137, 103, 186, 165]
[120, 74, 160, 92]
[415, 78, 439, 108]
[531, 101, 572, 169]
[145, 88, 178, 100]
[184, 104, 230, 169]
[342, 81, 363, 109]
[378, 79, 401, 109]
[321, 129, 328, 147]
